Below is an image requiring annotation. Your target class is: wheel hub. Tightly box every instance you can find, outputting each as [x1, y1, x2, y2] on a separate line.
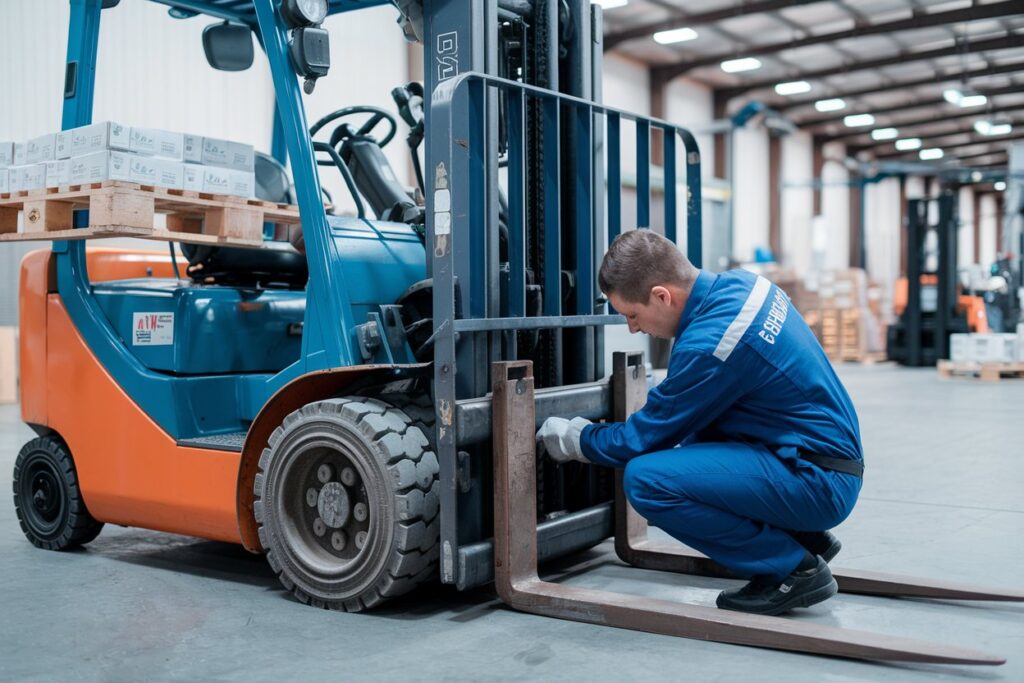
[317, 482, 350, 529]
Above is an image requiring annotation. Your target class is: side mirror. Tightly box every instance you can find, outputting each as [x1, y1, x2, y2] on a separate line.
[202, 21, 254, 72]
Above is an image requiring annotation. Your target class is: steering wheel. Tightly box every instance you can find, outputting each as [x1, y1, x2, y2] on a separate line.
[309, 105, 398, 148]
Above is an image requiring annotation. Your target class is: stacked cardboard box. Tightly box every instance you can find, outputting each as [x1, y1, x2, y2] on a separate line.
[795, 268, 887, 361]
[1, 122, 254, 199]
[950, 333, 1020, 364]
[0, 326, 16, 404]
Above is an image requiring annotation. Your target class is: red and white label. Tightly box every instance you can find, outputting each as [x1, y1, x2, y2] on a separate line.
[132, 312, 174, 346]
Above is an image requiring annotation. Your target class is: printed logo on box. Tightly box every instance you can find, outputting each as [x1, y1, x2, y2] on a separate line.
[133, 312, 174, 346]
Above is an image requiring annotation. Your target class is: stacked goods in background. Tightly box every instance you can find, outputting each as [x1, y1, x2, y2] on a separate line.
[764, 267, 887, 362]
[0, 122, 254, 206]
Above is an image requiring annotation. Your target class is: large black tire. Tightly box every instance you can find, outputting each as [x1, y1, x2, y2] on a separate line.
[254, 396, 439, 611]
[12, 435, 104, 550]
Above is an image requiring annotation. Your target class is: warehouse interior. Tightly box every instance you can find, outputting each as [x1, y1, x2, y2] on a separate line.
[0, 0, 1022, 680]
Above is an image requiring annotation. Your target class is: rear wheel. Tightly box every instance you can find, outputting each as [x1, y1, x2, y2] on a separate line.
[12, 436, 104, 550]
[254, 396, 439, 611]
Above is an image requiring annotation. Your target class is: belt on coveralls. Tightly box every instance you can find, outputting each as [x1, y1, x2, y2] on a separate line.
[800, 452, 864, 478]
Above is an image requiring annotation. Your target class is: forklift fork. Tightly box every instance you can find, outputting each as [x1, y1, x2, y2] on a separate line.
[491, 358, 1006, 665]
[610, 352, 1024, 604]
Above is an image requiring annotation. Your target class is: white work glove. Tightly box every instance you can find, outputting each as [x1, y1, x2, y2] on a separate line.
[536, 417, 592, 464]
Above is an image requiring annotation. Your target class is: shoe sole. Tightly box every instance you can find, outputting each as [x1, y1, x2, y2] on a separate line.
[717, 577, 839, 617]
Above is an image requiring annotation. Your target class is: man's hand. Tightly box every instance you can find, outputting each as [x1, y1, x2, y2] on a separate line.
[536, 417, 592, 464]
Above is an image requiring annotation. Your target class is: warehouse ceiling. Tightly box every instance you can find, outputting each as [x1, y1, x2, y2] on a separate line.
[601, 0, 1024, 168]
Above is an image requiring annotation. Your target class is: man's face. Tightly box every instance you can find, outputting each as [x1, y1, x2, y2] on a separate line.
[608, 287, 680, 339]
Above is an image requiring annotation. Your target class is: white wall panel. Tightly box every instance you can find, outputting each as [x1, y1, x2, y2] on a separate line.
[820, 141, 849, 269]
[958, 186, 975, 266]
[979, 194, 998, 266]
[780, 131, 813, 273]
[732, 126, 769, 263]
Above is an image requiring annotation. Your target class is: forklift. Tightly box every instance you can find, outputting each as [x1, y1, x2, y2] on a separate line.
[10, 0, 1020, 664]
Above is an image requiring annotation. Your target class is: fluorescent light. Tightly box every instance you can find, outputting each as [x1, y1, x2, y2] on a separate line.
[919, 148, 944, 160]
[871, 127, 898, 140]
[971, 171, 983, 182]
[974, 120, 992, 135]
[774, 80, 811, 96]
[843, 113, 875, 127]
[943, 88, 963, 105]
[815, 98, 847, 112]
[995, 181, 1007, 191]
[959, 94, 987, 108]
[988, 123, 1012, 135]
[593, 0, 629, 8]
[721, 57, 762, 73]
[895, 138, 922, 151]
[653, 27, 697, 44]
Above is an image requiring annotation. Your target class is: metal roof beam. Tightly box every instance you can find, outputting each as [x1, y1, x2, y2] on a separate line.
[604, 0, 822, 51]
[848, 118, 1024, 154]
[714, 33, 1024, 101]
[776, 61, 1024, 112]
[652, 1, 1021, 82]
[822, 103, 1024, 142]
[799, 82, 1024, 129]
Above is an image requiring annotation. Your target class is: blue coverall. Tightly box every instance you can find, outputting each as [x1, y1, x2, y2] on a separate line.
[580, 269, 864, 581]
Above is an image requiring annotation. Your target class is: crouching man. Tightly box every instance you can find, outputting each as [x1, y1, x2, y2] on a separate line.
[537, 230, 864, 616]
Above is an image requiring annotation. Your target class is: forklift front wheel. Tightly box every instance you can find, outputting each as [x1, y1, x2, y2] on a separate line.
[12, 436, 104, 550]
[254, 396, 439, 611]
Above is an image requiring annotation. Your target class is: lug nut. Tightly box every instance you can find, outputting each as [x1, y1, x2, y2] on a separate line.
[355, 531, 367, 549]
[353, 502, 368, 522]
[341, 467, 357, 487]
[306, 488, 319, 507]
[317, 464, 333, 484]
[313, 518, 326, 537]
[331, 530, 347, 551]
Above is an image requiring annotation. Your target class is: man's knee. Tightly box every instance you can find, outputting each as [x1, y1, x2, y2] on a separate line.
[623, 457, 665, 516]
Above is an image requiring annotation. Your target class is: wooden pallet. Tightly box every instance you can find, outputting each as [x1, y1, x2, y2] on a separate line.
[0, 181, 301, 249]
[937, 359, 1024, 382]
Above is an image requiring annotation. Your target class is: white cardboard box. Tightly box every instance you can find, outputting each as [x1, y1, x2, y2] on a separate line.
[130, 127, 184, 160]
[228, 169, 254, 198]
[0, 142, 14, 167]
[13, 143, 26, 165]
[183, 134, 203, 164]
[9, 164, 47, 192]
[70, 121, 132, 157]
[950, 333, 971, 362]
[1017, 324, 1024, 362]
[201, 165, 232, 195]
[70, 150, 133, 185]
[972, 333, 1017, 363]
[183, 163, 203, 191]
[0, 168, 8, 194]
[45, 159, 71, 188]
[25, 134, 57, 164]
[201, 137, 254, 171]
[55, 131, 73, 159]
[129, 155, 183, 189]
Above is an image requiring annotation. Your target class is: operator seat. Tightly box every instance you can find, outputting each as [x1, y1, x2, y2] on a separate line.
[181, 152, 309, 289]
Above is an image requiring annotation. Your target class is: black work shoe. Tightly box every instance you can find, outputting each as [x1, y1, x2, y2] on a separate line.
[787, 530, 842, 563]
[716, 557, 838, 616]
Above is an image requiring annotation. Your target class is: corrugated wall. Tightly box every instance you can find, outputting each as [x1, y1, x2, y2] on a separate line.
[0, 0, 410, 325]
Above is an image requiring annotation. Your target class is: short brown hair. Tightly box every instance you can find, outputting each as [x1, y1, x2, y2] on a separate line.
[598, 229, 697, 303]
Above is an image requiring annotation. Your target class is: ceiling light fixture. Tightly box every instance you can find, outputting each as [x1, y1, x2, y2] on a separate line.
[959, 94, 987, 108]
[871, 127, 898, 140]
[843, 113, 875, 127]
[995, 181, 1007, 191]
[653, 27, 698, 44]
[987, 123, 1012, 135]
[895, 138, 922, 151]
[721, 57, 762, 73]
[774, 80, 811, 96]
[814, 98, 846, 112]
[919, 148, 944, 160]
[943, 88, 963, 105]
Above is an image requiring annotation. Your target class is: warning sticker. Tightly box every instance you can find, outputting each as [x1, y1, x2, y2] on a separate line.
[133, 312, 174, 346]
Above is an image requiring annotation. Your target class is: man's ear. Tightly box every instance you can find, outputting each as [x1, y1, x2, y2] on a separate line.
[650, 285, 672, 306]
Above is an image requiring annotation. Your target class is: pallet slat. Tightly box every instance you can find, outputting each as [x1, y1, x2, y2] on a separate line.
[0, 180, 300, 249]
[937, 359, 1024, 382]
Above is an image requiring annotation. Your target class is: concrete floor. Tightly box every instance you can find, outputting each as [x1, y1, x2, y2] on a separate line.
[1, 364, 1022, 682]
